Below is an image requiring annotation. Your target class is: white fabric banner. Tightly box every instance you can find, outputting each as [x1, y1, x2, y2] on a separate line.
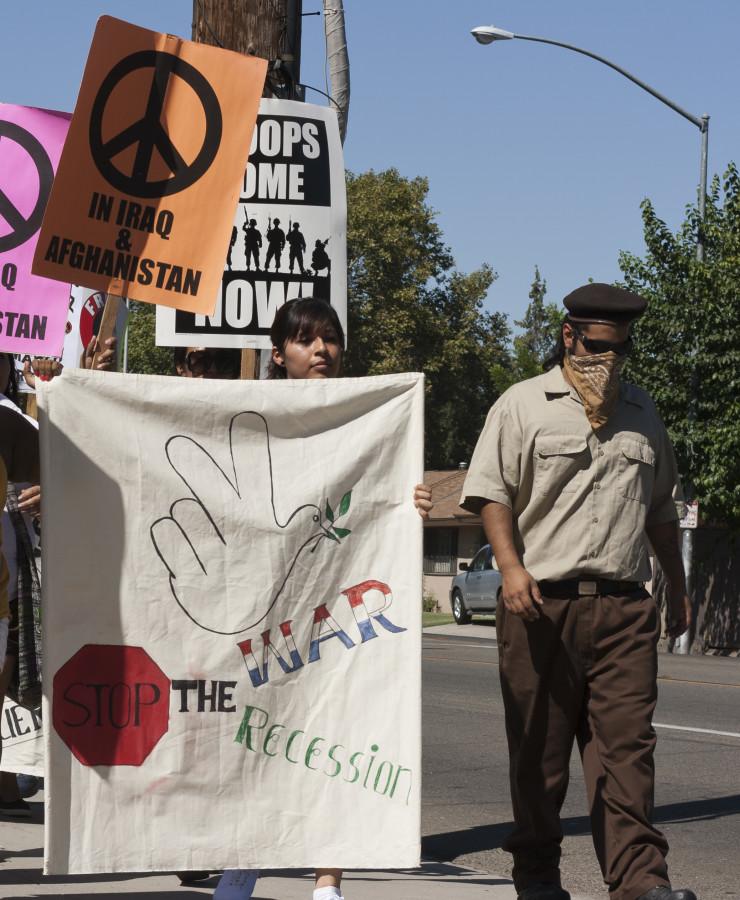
[39, 370, 423, 874]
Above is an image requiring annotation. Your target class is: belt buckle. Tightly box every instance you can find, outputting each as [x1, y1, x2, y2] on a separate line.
[578, 580, 598, 596]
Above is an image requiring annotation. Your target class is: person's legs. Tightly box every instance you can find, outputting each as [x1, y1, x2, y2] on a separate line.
[498, 595, 586, 893]
[579, 590, 669, 900]
[0, 646, 30, 816]
[314, 869, 343, 899]
[214, 869, 260, 899]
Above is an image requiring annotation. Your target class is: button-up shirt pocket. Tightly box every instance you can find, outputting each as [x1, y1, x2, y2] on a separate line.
[534, 435, 590, 495]
[618, 438, 656, 502]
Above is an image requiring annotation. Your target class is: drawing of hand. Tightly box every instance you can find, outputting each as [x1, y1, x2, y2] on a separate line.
[150, 411, 353, 635]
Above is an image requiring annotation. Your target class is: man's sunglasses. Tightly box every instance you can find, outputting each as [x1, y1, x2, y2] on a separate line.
[186, 350, 241, 373]
[572, 328, 633, 357]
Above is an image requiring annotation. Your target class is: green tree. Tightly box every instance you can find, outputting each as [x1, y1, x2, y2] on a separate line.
[619, 163, 740, 526]
[345, 169, 510, 467]
[508, 266, 563, 384]
[125, 301, 172, 376]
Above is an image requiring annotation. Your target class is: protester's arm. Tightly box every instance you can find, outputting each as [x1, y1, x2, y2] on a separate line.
[481, 501, 542, 621]
[461, 393, 540, 621]
[413, 484, 432, 520]
[0, 406, 40, 484]
[646, 519, 690, 638]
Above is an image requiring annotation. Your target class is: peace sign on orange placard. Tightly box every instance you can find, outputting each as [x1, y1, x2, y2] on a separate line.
[33, 16, 267, 314]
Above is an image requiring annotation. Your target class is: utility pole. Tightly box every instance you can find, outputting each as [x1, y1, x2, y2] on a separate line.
[323, 0, 349, 143]
[193, 0, 303, 98]
[191, 0, 304, 377]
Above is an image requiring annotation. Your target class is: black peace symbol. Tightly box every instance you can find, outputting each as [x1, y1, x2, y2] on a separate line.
[89, 50, 223, 199]
[0, 121, 54, 253]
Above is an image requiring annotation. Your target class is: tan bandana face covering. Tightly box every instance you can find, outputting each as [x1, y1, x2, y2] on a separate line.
[563, 350, 626, 430]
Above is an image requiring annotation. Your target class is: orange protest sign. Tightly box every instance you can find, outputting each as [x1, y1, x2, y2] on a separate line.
[32, 16, 267, 314]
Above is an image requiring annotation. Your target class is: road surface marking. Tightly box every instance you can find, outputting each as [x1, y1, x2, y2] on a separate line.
[654, 722, 740, 739]
[658, 675, 740, 688]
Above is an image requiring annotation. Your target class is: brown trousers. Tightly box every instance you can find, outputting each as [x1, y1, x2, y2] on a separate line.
[497, 590, 670, 900]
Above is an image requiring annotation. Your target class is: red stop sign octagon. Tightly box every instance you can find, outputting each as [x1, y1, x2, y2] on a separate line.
[53, 644, 170, 767]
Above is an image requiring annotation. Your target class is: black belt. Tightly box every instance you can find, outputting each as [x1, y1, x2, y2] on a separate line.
[538, 578, 643, 597]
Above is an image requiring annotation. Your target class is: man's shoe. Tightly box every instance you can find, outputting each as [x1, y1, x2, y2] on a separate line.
[518, 884, 570, 900]
[637, 888, 698, 900]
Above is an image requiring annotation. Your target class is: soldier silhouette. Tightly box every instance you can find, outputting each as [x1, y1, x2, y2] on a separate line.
[312, 238, 331, 275]
[286, 222, 307, 274]
[226, 226, 237, 271]
[243, 218, 262, 271]
[265, 217, 286, 272]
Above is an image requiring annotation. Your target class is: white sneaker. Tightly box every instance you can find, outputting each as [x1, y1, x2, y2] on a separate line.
[214, 868, 260, 899]
[313, 888, 345, 900]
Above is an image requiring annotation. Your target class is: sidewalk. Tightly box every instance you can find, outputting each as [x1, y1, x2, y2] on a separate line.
[0, 805, 506, 898]
[0, 796, 598, 899]
[423, 622, 497, 640]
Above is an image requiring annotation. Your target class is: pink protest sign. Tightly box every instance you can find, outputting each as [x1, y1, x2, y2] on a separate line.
[0, 103, 71, 355]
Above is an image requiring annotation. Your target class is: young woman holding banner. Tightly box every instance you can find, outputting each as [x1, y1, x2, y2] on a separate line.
[212, 297, 432, 900]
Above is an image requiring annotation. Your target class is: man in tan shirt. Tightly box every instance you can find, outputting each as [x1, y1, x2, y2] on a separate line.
[461, 284, 696, 900]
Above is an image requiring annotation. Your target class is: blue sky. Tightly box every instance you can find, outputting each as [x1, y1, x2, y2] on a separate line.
[1, 1, 737, 325]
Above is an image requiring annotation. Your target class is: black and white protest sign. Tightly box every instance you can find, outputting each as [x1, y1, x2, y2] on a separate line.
[156, 99, 347, 349]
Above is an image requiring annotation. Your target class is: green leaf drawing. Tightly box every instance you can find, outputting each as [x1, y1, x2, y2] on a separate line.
[325, 500, 335, 523]
[339, 490, 352, 516]
[332, 526, 351, 538]
[325, 531, 340, 543]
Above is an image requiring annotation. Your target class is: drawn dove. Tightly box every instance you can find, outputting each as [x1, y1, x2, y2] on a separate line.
[150, 411, 351, 635]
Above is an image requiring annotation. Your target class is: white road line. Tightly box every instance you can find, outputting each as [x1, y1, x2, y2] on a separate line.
[654, 722, 740, 739]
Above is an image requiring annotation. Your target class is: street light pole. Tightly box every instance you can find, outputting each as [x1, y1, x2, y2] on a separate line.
[472, 25, 709, 653]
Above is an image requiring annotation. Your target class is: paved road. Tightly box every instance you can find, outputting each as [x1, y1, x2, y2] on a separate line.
[421, 624, 740, 899]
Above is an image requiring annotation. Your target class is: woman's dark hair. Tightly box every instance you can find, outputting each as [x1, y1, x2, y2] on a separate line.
[267, 297, 345, 379]
[2, 353, 19, 403]
[542, 316, 569, 371]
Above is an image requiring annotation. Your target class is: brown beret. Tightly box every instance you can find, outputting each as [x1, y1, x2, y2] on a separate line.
[563, 283, 647, 324]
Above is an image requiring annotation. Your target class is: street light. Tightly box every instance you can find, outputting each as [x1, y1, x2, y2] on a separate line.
[472, 25, 709, 652]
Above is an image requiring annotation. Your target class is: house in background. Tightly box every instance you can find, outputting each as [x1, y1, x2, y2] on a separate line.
[423, 468, 485, 613]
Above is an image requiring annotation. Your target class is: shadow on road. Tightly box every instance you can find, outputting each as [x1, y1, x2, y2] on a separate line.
[423, 793, 740, 859]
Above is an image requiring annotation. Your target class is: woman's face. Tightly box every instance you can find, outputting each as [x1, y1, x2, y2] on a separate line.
[0, 356, 11, 395]
[272, 325, 343, 380]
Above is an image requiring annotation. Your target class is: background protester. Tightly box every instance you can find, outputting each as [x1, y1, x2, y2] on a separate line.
[0, 354, 40, 816]
[0, 338, 118, 816]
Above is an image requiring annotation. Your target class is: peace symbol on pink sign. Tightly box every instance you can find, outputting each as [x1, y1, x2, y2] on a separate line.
[0, 104, 71, 356]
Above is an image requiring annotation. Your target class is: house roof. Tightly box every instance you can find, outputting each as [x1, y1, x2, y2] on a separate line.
[424, 469, 480, 523]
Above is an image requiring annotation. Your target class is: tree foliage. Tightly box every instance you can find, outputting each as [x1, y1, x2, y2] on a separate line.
[619, 163, 740, 527]
[125, 301, 173, 376]
[344, 169, 510, 467]
[507, 266, 562, 385]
